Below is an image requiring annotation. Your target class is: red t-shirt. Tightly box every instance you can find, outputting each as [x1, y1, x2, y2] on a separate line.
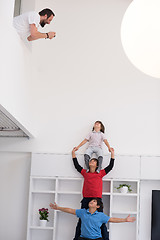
[81, 169, 106, 198]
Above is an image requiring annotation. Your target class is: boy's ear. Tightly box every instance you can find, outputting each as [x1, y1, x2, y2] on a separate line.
[97, 205, 100, 209]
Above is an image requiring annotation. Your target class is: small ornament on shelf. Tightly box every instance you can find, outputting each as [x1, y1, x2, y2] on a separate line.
[116, 184, 132, 194]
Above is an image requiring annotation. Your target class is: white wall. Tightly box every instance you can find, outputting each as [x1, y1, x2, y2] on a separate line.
[0, 0, 34, 135]
[0, 0, 160, 156]
[0, 152, 31, 240]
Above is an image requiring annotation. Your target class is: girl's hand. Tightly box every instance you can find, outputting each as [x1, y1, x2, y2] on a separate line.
[110, 148, 114, 153]
[49, 202, 58, 210]
[72, 147, 78, 152]
[74, 147, 79, 151]
[110, 148, 115, 158]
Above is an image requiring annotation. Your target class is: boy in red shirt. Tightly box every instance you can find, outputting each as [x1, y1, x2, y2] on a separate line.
[72, 147, 115, 240]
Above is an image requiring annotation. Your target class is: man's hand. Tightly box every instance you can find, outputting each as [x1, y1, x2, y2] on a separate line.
[48, 32, 56, 39]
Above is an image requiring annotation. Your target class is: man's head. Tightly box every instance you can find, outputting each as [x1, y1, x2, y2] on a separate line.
[88, 198, 103, 212]
[39, 8, 55, 27]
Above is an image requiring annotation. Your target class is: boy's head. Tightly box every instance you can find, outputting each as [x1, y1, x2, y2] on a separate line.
[88, 198, 103, 212]
[89, 158, 98, 170]
[93, 120, 105, 133]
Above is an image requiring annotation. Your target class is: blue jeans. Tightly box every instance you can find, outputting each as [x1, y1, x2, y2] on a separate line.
[85, 146, 103, 158]
[73, 198, 109, 240]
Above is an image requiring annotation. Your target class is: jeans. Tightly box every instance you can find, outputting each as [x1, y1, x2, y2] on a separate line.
[84, 146, 103, 172]
[73, 198, 109, 240]
[78, 237, 103, 240]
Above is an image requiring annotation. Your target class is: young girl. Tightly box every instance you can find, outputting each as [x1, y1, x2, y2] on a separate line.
[75, 121, 111, 172]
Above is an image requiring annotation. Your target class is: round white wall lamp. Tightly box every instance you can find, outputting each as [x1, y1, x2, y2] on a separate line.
[121, 0, 160, 78]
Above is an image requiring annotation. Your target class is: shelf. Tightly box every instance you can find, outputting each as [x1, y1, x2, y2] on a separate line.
[27, 175, 139, 240]
[102, 192, 111, 195]
[31, 191, 56, 194]
[32, 176, 56, 180]
[57, 191, 82, 194]
[31, 178, 56, 192]
[112, 193, 138, 197]
[30, 226, 53, 230]
[58, 179, 82, 192]
[112, 211, 137, 215]
[58, 177, 82, 181]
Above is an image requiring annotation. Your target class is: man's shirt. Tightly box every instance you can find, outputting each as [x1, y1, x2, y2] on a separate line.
[13, 11, 40, 39]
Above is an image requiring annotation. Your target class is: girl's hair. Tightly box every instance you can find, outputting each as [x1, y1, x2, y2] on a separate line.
[92, 121, 105, 133]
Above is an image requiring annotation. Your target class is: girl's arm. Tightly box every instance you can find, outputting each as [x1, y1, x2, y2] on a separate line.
[103, 139, 111, 151]
[50, 202, 76, 215]
[75, 139, 88, 150]
[109, 215, 136, 223]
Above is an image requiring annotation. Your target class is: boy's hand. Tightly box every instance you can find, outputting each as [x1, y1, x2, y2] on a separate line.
[72, 148, 77, 158]
[50, 202, 58, 210]
[126, 214, 136, 222]
[72, 147, 78, 153]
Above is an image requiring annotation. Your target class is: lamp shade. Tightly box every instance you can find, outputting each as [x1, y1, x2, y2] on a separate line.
[121, 0, 160, 78]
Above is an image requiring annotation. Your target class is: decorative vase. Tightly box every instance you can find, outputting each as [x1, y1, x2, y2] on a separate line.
[120, 186, 128, 194]
[40, 220, 47, 227]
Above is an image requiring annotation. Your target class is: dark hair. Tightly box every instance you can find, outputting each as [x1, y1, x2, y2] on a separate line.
[90, 198, 103, 212]
[92, 121, 105, 133]
[39, 8, 55, 18]
[90, 158, 99, 167]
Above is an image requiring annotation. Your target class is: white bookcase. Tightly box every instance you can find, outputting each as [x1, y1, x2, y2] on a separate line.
[27, 176, 139, 240]
[109, 179, 139, 240]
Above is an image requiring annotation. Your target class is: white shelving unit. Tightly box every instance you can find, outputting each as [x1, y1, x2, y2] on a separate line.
[27, 176, 139, 240]
[109, 179, 139, 240]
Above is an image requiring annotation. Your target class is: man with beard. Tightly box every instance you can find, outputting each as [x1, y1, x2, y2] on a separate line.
[13, 8, 56, 41]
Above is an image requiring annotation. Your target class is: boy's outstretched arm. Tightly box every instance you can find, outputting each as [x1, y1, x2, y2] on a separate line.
[104, 148, 115, 174]
[109, 214, 136, 223]
[72, 148, 83, 173]
[50, 202, 76, 215]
